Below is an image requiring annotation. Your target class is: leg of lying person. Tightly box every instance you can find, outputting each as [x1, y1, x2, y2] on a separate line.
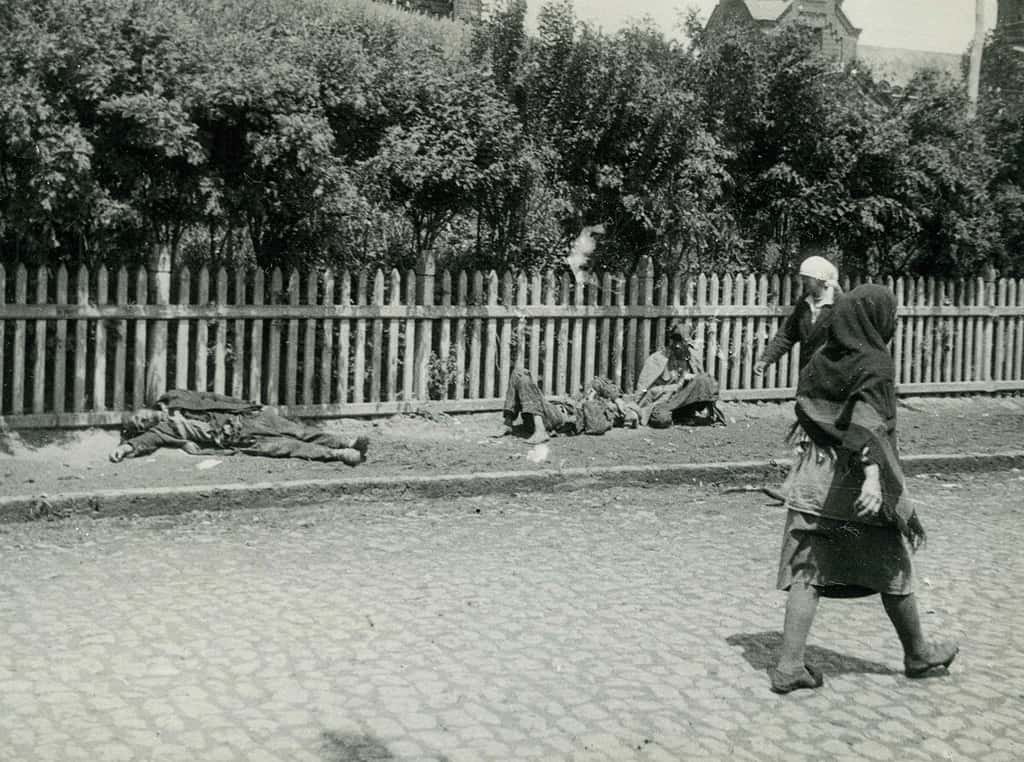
[238, 436, 365, 465]
[502, 368, 558, 441]
[242, 411, 368, 454]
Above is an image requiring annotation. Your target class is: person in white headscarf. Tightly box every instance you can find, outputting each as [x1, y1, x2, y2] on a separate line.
[754, 254, 841, 377]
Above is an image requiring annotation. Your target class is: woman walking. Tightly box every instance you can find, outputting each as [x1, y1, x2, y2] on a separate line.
[772, 284, 958, 693]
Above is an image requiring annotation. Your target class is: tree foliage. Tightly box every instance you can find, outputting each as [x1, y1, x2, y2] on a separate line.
[0, 0, 1017, 277]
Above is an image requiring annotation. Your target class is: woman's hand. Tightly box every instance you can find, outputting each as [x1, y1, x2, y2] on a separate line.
[855, 464, 884, 518]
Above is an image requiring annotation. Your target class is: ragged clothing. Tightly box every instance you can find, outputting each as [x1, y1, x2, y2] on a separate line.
[635, 345, 721, 428]
[502, 369, 638, 436]
[119, 390, 365, 463]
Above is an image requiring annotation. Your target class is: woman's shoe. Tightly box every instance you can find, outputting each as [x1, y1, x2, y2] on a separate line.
[769, 664, 824, 694]
[905, 640, 959, 678]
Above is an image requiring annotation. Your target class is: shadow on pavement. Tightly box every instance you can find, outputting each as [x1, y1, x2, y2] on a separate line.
[727, 631, 897, 676]
[320, 732, 394, 761]
[320, 731, 451, 762]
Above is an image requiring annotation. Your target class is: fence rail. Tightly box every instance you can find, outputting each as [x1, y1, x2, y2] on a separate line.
[1, 256, 1023, 429]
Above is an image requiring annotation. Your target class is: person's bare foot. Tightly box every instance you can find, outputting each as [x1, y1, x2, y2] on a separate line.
[109, 443, 134, 462]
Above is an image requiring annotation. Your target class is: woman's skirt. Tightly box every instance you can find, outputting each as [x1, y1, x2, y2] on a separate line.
[776, 437, 913, 597]
[777, 509, 913, 596]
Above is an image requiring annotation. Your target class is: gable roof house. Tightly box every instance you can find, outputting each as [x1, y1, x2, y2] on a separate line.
[705, 0, 861, 65]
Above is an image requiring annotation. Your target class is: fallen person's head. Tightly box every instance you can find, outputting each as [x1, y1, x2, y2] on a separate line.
[121, 408, 165, 440]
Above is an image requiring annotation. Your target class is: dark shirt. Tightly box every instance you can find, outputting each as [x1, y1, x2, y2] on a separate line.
[761, 300, 833, 369]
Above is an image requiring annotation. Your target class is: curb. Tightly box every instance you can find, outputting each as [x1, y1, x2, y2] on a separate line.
[2, 451, 1023, 523]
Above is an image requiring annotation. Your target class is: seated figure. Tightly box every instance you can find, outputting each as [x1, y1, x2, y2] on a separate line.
[111, 389, 369, 465]
[501, 369, 640, 444]
[636, 322, 726, 428]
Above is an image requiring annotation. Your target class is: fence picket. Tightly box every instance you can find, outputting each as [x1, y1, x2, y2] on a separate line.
[0, 266, 5, 414]
[232, 270, 246, 399]
[585, 273, 599, 385]
[285, 270, 300, 405]
[91, 267, 106, 411]
[469, 272, 484, 398]
[624, 272, 639, 392]
[542, 271, 556, 395]
[516, 271, 528, 374]
[953, 279, 966, 382]
[32, 265, 49, 414]
[743, 274, 756, 391]
[558, 274, 572, 395]
[416, 256, 435, 400]
[611, 272, 625, 393]
[455, 272, 468, 400]
[439, 270, 453, 399]
[388, 269, 401, 402]
[371, 269, 385, 404]
[335, 270, 350, 405]
[55, 265, 69, 414]
[995, 279, 1008, 381]
[753, 275, 767, 390]
[938, 279, 952, 384]
[250, 270, 265, 403]
[175, 269, 191, 391]
[11, 265, 27, 415]
[215, 267, 229, 395]
[320, 269, 335, 405]
[72, 266, 88, 412]
[570, 274, 584, 395]
[500, 271, 514, 398]
[355, 270, 369, 404]
[1016, 278, 1024, 380]
[766, 275, 780, 389]
[266, 268, 283, 404]
[974, 277, 987, 381]
[529, 273, 542, 380]
[912, 277, 925, 383]
[195, 267, 210, 394]
[598, 273, 612, 380]
[132, 268, 148, 408]
[484, 271, 499, 398]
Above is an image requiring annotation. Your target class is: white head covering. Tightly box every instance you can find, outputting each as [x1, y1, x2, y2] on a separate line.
[799, 255, 837, 285]
[799, 255, 840, 319]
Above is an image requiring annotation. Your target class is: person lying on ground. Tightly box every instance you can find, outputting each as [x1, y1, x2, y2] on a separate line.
[754, 253, 841, 378]
[110, 389, 369, 465]
[499, 369, 640, 444]
[635, 321, 726, 428]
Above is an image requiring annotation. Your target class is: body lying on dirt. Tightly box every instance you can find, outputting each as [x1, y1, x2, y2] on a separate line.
[110, 390, 369, 465]
[501, 369, 642, 444]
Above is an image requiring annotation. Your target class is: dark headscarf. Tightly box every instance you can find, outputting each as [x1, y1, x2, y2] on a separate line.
[794, 284, 925, 549]
[798, 284, 897, 429]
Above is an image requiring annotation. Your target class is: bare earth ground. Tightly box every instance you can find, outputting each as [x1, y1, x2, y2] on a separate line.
[1, 396, 1023, 499]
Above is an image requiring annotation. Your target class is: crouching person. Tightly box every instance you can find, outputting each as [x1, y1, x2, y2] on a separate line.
[110, 389, 369, 465]
[636, 321, 726, 428]
[500, 369, 639, 443]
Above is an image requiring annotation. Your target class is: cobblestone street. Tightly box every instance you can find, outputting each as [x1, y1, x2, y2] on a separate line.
[1, 472, 1022, 761]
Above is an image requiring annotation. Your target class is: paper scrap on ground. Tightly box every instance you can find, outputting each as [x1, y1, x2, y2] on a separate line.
[196, 459, 222, 470]
[526, 444, 550, 464]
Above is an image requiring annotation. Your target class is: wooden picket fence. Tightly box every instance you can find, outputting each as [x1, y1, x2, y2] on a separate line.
[1, 255, 1024, 429]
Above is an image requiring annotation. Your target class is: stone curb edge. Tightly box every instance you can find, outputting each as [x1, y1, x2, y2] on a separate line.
[3, 451, 1023, 523]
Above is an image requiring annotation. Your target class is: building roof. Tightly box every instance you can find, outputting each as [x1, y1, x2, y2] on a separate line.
[856, 45, 963, 86]
[744, 1, 792, 22]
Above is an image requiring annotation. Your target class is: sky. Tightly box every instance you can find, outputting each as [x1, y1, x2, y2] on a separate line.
[523, 0, 999, 54]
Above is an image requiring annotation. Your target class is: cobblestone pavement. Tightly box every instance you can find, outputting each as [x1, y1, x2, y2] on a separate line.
[1, 471, 1022, 761]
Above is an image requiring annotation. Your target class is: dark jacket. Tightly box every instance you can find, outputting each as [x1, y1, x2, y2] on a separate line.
[760, 300, 834, 369]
